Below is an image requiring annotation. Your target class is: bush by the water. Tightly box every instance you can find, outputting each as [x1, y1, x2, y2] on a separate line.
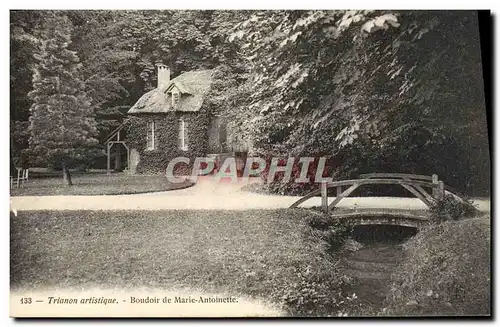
[429, 194, 479, 222]
[384, 216, 491, 316]
[304, 212, 355, 252]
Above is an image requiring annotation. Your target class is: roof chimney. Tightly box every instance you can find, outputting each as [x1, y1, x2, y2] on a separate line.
[157, 64, 170, 89]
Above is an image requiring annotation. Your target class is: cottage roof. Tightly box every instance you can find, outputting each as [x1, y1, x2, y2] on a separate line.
[166, 81, 193, 94]
[127, 69, 213, 114]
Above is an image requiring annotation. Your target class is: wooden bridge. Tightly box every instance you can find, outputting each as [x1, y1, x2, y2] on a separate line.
[289, 173, 466, 228]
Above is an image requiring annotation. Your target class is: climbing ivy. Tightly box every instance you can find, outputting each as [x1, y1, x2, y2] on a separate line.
[125, 112, 209, 175]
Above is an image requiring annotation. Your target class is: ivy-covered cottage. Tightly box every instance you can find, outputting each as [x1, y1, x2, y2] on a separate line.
[106, 64, 232, 175]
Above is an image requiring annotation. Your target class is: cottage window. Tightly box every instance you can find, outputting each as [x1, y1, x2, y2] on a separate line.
[147, 121, 156, 150]
[178, 118, 188, 151]
[172, 89, 180, 107]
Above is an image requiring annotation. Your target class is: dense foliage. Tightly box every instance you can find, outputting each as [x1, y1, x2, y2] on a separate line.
[10, 10, 489, 194]
[429, 194, 479, 221]
[229, 10, 490, 195]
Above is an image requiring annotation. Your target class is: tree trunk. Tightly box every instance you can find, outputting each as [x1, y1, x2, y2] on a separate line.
[62, 162, 73, 186]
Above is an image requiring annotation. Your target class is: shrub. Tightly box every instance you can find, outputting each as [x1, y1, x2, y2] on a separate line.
[383, 217, 491, 316]
[304, 212, 355, 252]
[429, 194, 479, 222]
[276, 263, 356, 317]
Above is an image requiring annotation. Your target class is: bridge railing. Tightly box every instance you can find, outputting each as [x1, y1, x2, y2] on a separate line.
[289, 173, 446, 214]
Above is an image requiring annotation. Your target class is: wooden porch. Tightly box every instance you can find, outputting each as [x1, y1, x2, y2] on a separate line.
[104, 123, 129, 175]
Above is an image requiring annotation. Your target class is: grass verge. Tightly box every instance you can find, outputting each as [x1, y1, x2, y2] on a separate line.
[383, 215, 491, 316]
[10, 209, 355, 316]
[10, 173, 194, 196]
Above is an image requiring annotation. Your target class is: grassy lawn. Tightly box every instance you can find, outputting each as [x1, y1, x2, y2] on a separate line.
[10, 173, 194, 196]
[10, 209, 350, 316]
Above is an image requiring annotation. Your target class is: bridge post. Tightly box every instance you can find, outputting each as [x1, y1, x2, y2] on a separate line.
[432, 174, 438, 199]
[321, 181, 328, 214]
[437, 181, 445, 201]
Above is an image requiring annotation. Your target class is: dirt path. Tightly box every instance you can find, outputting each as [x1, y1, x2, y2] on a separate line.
[10, 176, 491, 212]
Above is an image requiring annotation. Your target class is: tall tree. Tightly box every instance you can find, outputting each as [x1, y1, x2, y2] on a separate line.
[10, 11, 42, 122]
[10, 11, 43, 169]
[28, 13, 99, 185]
[68, 11, 138, 142]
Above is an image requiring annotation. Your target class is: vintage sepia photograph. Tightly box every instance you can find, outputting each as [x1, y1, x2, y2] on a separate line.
[9, 9, 491, 318]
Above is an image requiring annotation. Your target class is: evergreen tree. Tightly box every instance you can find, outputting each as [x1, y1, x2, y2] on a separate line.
[27, 13, 99, 185]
